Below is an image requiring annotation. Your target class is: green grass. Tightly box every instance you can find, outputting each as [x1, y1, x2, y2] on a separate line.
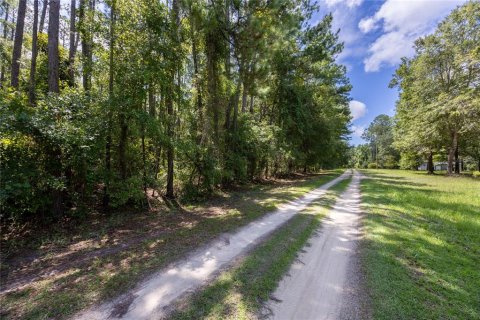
[0, 170, 345, 320]
[360, 169, 480, 320]
[168, 175, 353, 320]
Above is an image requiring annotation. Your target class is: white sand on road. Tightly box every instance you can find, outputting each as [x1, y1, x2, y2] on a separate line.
[267, 171, 364, 320]
[74, 171, 351, 320]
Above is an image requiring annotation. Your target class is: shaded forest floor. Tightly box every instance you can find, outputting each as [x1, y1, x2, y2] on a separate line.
[0, 170, 342, 319]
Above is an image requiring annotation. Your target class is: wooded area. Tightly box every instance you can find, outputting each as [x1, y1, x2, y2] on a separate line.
[350, 2, 480, 173]
[0, 0, 351, 223]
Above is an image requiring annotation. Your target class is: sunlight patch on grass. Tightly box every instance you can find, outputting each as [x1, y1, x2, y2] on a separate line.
[360, 169, 480, 320]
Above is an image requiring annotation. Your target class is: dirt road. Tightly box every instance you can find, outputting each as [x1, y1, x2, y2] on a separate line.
[74, 171, 351, 320]
[267, 171, 366, 320]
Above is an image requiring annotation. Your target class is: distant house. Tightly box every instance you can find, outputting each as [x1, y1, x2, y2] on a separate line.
[417, 161, 452, 171]
[418, 162, 428, 170]
[434, 162, 449, 171]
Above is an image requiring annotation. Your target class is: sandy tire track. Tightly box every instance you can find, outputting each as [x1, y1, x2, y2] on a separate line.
[266, 170, 367, 320]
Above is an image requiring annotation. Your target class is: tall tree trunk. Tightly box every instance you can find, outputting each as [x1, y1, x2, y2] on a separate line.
[154, 85, 165, 178]
[148, 83, 156, 117]
[116, 1, 127, 183]
[190, 20, 203, 132]
[118, 113, 128, 181]
[232, 82, 240, 130]
[454, 144, 460, 174]
[427, 151, 434, 175]
[148, 82, 159, 195]
[48, 0, 63, 217]
[205, 29, 220, 142]
[1, 3, 10, 87]
[11, 0, 27, 89]
[48, 0, 60, 93]
[241, 81, 247, 113]
[104, 0, 115, 209]
[29, 0, 39, 105]
[39, 0, 47, 33]
[248, 62, 255, 114]
[79, 0, 92, 92]
[224, 0, 233, 132]
[104, 123, 112, 210]
[2, 3, 9, 38]
[68, 0, 77, 86]
[447, 148, 454, 175]
[166, 70, 175, 199]
[447, 130, 457, 175]
[142, 101, 147, 195]
[165, 0, 179, 199]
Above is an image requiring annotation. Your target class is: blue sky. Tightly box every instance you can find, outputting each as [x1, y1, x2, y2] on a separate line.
[311, 0, 468, 145]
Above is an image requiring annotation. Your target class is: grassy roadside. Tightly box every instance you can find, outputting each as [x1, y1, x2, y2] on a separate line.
[168, 175, 353, 320]
[359, 169, 480, 319]
[0, 170, 344, 320]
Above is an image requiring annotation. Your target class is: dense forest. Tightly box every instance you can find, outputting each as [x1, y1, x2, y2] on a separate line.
[350, 2, 480, 173]
[0, 0, 351, 223]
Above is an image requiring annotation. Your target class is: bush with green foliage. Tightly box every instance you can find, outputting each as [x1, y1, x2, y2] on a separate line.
[398, 152, 423, 170]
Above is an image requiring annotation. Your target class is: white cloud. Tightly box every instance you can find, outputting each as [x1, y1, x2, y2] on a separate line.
[318, 1, 367, 66]
[325, 0, 363, 8]
[351, 125, 366, 137]
[364, 31, 415, 72]
[358, 17, 377, 33]
[359, 0, 467, 72]
[349, 100, 367, 121]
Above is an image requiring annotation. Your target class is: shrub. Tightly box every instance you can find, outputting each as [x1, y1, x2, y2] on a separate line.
[367, 163, 378, 169]
[0, 89, 104, 222]
[473, 171, 480, 178]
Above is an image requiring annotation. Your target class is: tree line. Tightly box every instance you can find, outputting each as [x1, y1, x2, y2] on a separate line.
[0, 0, 351, 223]
[350, 114, 399, 169]
[350, 2, 480, 174]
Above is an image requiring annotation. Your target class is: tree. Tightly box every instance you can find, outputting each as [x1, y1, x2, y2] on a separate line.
[46, 0, 62, 218]
[1, 1, 11, 86]
[391, 58, 443, 174]
[362, 114, 398, 168]
[165, 0, 180, 199]
[349, 144, 370, 169]
[391, 2, 480, 175]
[28, 0, 39, 104]
[67, 0, 77, 86]
[48, 0, 60, 93]
[79, 0, 93, 92]
[1, 0, 353, 222]
[10, 0, 27, 88]
[39, 0, 47, 33]
[103, 0, 116, 209]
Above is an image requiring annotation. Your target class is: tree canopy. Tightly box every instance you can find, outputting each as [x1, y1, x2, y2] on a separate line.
[390, 1, 480, 174]
[0, 0, 352, 222]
